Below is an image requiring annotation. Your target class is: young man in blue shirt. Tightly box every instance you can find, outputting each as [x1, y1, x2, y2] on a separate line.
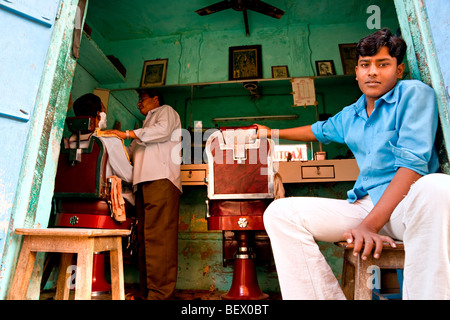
[257, 28, 450, 299]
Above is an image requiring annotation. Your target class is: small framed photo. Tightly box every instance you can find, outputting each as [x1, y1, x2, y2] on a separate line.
[229, 45, 262, 81]
[140, 59, 168, 87]
[339, 43, 358, 75]
[271, 65, 289, 78]
[315, 60, 336, 76]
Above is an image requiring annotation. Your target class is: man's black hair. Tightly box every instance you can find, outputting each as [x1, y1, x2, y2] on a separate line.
[356, 28, 407, 65]
[137, 88, 165, 106]
[73, 93, 102, 118]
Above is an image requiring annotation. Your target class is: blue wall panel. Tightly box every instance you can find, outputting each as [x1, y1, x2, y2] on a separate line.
[425, 0, 450, 115]
[0, 0, 60, 269]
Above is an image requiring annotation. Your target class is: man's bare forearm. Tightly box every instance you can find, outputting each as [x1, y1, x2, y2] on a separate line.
[361, 167, 422, 233]
[257, 124, 318, 142]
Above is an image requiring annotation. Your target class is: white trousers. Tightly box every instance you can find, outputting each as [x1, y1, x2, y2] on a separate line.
[264, 173, 450, 300]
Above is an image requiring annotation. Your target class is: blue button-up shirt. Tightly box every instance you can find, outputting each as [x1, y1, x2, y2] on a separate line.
[311, 80, 440, 205]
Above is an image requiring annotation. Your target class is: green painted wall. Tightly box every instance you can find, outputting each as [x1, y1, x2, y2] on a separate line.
[66, 65, 141, 138]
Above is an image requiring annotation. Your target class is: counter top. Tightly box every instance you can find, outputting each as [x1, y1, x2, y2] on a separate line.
[180, 159, 359, 185]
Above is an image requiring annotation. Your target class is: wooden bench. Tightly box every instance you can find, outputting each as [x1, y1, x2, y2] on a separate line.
[7, 228, 130, 300]
[336, 241, 405, 300]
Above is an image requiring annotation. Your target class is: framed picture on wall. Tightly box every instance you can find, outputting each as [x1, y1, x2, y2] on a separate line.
[339, 43, 358, 75]
[229, 45, 262, 81]
[271, 65, 289, 78]
[315, 60, 336, 76]
[140, 58, 168, 87]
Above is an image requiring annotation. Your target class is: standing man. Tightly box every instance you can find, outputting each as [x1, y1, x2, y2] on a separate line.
[256, 28, 450, 299]
[102, 88, 182, 300]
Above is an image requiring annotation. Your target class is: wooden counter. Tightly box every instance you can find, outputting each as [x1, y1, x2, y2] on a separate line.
[181, 164, 208, 185]
[276, 159, 359, 183]
[180, 159, 359, 186]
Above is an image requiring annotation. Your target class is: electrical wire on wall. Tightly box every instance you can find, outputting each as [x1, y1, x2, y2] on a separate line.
[307, 23, 315, 76]
[178, 34, 183, 85]
[197, 33, 204, 84]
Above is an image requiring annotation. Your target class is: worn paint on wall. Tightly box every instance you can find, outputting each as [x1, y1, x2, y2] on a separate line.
[423, 0, 450, 173]
[394, 0, 450, 173]
[0, 4, 59, 261]
[0, 0, 63, 291]
[25, 30, 75, 227]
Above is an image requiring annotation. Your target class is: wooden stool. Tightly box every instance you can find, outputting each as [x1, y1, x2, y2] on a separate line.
[7, 228, 130, 300]
[336, 241, 405, 300]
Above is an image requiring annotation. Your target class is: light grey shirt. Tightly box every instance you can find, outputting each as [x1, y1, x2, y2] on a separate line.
[128, 104, 182, 192]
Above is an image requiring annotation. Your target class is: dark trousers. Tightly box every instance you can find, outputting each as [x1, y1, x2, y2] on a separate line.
[135, 179, 180, 300]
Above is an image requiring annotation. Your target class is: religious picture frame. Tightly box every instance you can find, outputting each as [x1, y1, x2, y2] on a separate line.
[339, 43, 358, 75]
[140, 58, 168, 87]
[229, 45, 262, 81]
[271, 65, 289, 78]
[315, 60, 336, 76]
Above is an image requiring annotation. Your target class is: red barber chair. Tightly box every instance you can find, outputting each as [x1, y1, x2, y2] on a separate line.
[205, 125, 275, 300]
[53, 116, 134, 295]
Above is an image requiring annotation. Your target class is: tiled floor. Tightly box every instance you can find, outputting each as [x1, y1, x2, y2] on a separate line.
[39, 289, 218, 300]
[39, 286, 282, 300]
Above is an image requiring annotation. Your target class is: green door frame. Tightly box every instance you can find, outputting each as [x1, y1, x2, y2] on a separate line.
[394, 0, 450, 173]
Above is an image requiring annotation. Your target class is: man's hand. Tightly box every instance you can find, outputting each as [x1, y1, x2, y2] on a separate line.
[344, 168, 421, 260]
[343, 224, 396, 260]
[99, 129, 125, 139]
[253, 124, 271, 139]
[254, 124, 316, 142]
[100, 129, 137, 140]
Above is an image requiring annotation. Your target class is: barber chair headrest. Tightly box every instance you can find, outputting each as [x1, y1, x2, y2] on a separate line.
[66, 116, 96, 134]
[64, 116, 96, 164]
[219, 125, 257, 131]
[219, 125, 257, 145]
[214, 125, 259, 164]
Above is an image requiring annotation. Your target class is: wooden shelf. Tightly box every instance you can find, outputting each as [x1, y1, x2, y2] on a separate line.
[106, 75, 356, 93]
[77, 32, 125, 84]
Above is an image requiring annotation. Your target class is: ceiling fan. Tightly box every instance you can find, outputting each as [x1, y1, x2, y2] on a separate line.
[195, 0, 285, 36]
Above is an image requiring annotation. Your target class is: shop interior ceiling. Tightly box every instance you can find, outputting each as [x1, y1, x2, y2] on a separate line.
[83, 0, 396, 121]
[85, 0, 397, 41]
